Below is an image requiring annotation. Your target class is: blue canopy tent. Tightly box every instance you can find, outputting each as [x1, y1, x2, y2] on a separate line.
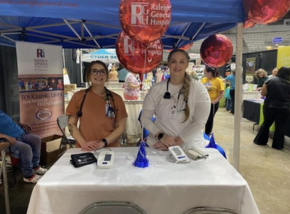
[0, 0, 252, 170]
[0, 0, 248, 49]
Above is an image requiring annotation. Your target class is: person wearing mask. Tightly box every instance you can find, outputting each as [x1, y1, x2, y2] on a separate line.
[201, 66, 225, 136]
[66, 60, 128, 151]
[141, 49, 211, 150]
[254, 67, 290, 150]
[225, 69, 236, 114]
[123, 71, 141, 100]
[255, 68, 268, 91]
[0, 110, 47, 183]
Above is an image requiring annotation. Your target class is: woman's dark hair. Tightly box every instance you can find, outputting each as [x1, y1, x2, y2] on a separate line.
[85, 60, 109, 82]
[205, 66, 219, 77]
[277, 66, 290, 81]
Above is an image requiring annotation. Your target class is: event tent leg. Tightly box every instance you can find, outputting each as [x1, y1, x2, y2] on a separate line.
[233, 23, 244, 171]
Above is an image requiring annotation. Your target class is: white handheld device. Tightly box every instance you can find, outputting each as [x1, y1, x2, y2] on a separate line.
[97, 151, 115, 168]
[168, 146, 190, 163]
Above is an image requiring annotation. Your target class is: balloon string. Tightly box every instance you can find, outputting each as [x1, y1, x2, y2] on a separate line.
[144, 46, 147, 74]
[140, 46, 148, 143]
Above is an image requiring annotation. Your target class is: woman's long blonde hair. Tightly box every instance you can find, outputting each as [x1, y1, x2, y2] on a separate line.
[168, 49, 191, 122]
[255, 68, 267, 79]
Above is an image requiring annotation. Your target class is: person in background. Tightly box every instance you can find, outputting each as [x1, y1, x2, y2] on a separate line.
[66, 60, 128, 151]
[141, 49, 211, 150]
[201, 66, 225, 136]
[225, 69, 236, 114]
[268, 67, 278, 79]
[224, 83, 232, 112]
[117, 67, 128, 83]
[255, 68, 268, 91]
[156, 67, 163, 83]
[152, 69, 157, 85]
[0, 109, 47, 183]
[161, 67, 170, 81]
[123, 71, 140, 100]
[254, 67, 290, 150]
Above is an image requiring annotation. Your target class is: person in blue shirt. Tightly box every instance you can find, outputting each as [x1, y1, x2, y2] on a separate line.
[225, 70, 236, 114]
[224, 83, 232, 112]
[0, 110, 47, 183]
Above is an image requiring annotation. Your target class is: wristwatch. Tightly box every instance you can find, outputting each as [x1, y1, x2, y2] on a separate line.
[157, 133, 165, 141]
[101, 138, 108, 147]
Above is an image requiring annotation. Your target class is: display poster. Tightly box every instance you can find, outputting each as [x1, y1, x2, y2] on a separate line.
[277, 46, 290, 68]
[16, 41, 63, 138]
[245, 57, 256, 76]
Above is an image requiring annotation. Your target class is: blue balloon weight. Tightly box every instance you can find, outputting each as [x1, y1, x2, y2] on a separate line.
[205, 133, 227, 158]
[133, 141, 149, 168]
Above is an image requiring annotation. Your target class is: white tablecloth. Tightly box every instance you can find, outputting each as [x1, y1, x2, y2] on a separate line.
[242, 91, 261, 100]
[27, 148, 260, 214]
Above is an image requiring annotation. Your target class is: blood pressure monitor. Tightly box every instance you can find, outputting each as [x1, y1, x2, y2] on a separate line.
[97, 151, 115, 168]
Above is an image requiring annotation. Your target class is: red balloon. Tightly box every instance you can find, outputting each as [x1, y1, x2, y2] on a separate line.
[248, 0, 290, 24]
[243, 19, 256, 28]
[200, 34, 233, 67]
[119, 0, 171, 45]
[116, 31, 163, 74]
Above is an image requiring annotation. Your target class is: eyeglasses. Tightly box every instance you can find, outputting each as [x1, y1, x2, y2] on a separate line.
[90, 69, 107, 76]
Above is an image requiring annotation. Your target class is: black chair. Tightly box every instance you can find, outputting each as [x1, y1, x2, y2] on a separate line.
[56, 114, 75, 149]
[0, 138, 19, 187]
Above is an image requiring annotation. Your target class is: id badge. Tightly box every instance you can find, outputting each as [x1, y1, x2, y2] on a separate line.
[108, 107, 115, 118]
[170, 107, 177, 119]
[105, 104, 109, 116]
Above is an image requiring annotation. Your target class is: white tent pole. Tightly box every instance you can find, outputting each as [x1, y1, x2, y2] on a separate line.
[233, 23, 243, 171]
[62, 49, 66, 68]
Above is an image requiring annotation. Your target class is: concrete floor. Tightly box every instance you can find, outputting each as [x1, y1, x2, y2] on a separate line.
[1, 108, 290, 214]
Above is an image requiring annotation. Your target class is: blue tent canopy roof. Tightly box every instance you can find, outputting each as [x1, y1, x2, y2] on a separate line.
[0, 0, 247, 49]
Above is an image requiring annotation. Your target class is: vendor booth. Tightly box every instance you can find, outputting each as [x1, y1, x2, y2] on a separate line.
[0, 1, 261, 213]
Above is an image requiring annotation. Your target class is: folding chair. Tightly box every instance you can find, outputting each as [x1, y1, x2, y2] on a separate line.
[57, 114, 75, 149]
[80, 201, 146, 214]
[183, 207, 239, 214]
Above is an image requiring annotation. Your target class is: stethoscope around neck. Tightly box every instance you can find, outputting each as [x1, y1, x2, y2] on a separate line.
[76, 86, 115, 118]
[163, 78, 183, 100]
[163, 78, 187, 112]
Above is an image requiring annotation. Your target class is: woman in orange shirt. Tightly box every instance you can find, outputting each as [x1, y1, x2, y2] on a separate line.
[66, 60, 128, 151]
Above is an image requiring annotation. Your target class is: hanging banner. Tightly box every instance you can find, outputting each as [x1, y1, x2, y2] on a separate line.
[16, 41, 63, 138]
[277, 46, 290, 68]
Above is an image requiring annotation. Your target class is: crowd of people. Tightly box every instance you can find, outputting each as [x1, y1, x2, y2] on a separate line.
[1, 49, 289, 185]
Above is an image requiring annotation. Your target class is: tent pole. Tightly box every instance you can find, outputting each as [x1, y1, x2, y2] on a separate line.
[233, 23, 243, 171]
